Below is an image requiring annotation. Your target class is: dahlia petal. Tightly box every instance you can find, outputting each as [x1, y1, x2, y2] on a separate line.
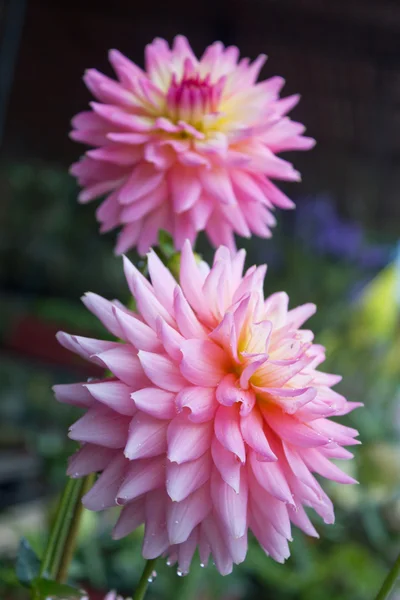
[166, 452, 211, 502]
[67, 444, 118, 478]
[167, 413, 213, 464]
[302, 448, 358, 484]
[147, 249, 177, 313]
[240, 407, 277, 461]
[112, 305, 162, 351]
[311, 419, 360, 446]
[118, 163, 164, 205]
[211, 437, 241, 493]
[201, 515, 233, 576]
[248, 468, 291, 539]
[180, 339, 229, 386]
[115, 222, 142, 255]
[81, 293, 124, 338]
[264, 409, 329, 448]
[85, 381, 136, 415]
[177, 529, 198, 574]
[173, 287, 208, 339]
[96, 347, 150, 388]
[214, 405, 246, 463]
[144, 143, 175, 170]
[112, 497, 146, 539]
[125, 412, 168, 459]
[138, 205, 172, 255]
[175, 386, 217, 423]
[287, 502, 319, 538]
[132, 387, 177, 420]
[250, 506, 290, 563]
[117, 456, 165, 503]
[200, 168, 236, 205]
[82, 454, 127, 511]
[169, 166, 202, 213]
[216, 374, 255, 415]
[119, 183, 167, 222]
[209, 314, 239, 363]
[167, 484, 212, 544]
[53, 383, 95, 408]
[249, 450, 293, 504]
[142, 490, 169, 559]
[138, 351, 186, 392]
[69, 406, 130, 449]
[156, 317, 185, 361]
[179, 240, 210, 319]
[128, 269, 175, 328]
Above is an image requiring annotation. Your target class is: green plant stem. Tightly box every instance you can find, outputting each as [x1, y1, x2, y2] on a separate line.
[32, 474, 94, 598]
[374, 550, 400, 600]
[56, 475, 95, 583]
[133, 559, 157, 600]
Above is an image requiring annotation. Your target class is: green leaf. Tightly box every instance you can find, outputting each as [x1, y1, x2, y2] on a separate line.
[15, 537, 41, 587]
[158, 230, 175, 259]
[32, 577, 85, 599]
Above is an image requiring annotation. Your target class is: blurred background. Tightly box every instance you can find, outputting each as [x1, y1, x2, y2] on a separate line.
[0, 0, 399, 598]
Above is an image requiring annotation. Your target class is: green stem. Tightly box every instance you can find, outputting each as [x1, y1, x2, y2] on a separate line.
[32, 474, 94, 598]
[132, 559, 157, 600]
[374, 550, 400, 600]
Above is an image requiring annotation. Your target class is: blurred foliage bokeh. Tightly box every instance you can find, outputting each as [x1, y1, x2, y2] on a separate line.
[0, 163, 399, 600]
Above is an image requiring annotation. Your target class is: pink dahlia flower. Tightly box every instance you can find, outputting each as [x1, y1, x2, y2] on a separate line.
[70, 36, 315, 254]
[54, 242, 360, 575]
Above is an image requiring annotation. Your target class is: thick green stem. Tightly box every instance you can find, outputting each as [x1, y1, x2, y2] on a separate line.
[374, 550, 400, 600]
[132, 559, 157, 600]
[32, 474, 95, 598]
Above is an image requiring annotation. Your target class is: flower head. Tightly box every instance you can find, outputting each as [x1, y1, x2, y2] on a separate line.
[70, 36, 314, 254]
[54, 241, 359, 575]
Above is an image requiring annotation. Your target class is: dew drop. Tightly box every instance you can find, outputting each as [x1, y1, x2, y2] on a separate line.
[174, 520, 179, 524]
[200, 562, 205, 568]
[177, 569, 183, 577]
[166, 559, 172, 567]
[151, 570, 157, 579]
[147, 576, 153, 583]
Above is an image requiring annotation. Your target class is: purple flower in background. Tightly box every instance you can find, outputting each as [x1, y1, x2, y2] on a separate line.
[294, 194, 393, 269]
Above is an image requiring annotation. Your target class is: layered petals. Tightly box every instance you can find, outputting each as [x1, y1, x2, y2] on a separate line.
[56, 242, 359, 575]
[71, 36, 314, 254]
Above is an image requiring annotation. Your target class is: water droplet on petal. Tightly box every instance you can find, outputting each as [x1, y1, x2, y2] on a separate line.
[200, 562, 205, 568]
[147, 576, 153, 583]
[177, 569, 183, 577]
[151, 570, 157, 579]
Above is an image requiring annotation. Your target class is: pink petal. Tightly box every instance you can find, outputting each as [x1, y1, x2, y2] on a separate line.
[132, 387, 177, 419]
[167, 484, 212, 544]
[69, 406, 130, 449]
[117, 456, 165, 503]
[118, 163, 164, 205]
[53, 383, 95, 408]
[180, 339, 229, 386]
[125, 412, 168, 459]
[112, 497, 146, 539]
[211, 437, 241, 493]
[201, 515, 233, 576]
[142, 490, 169, 559]
[67, 444, 118, 478]
[173, 287, 208, 339]
[214, 405, 246, 463]
[175, 386, 217, 422]
[249, 450, 293, 504]
[166, 452, 211, 502]
[169, 166, 202, 213]
[147, 249, 177, 314]
[240, 407, 277, 460]
[211, 468, 248, 538]
[82, 454, 127, 511]
[85, 381, 136, 415]
[138, 351, 187, 392]
[167, 413, 213, 464]
[112, 305, 162, 352]
[96, 347, 149, 388]
[156, 317, 185, 361]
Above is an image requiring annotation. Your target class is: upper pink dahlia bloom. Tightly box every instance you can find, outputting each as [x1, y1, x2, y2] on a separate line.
[70, 36, 315, 254]
[54, 241, 360, 575]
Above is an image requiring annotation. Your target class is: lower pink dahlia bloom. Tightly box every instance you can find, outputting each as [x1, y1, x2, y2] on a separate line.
[70, 36, 315, 255]
[54, 241, 360, 575]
